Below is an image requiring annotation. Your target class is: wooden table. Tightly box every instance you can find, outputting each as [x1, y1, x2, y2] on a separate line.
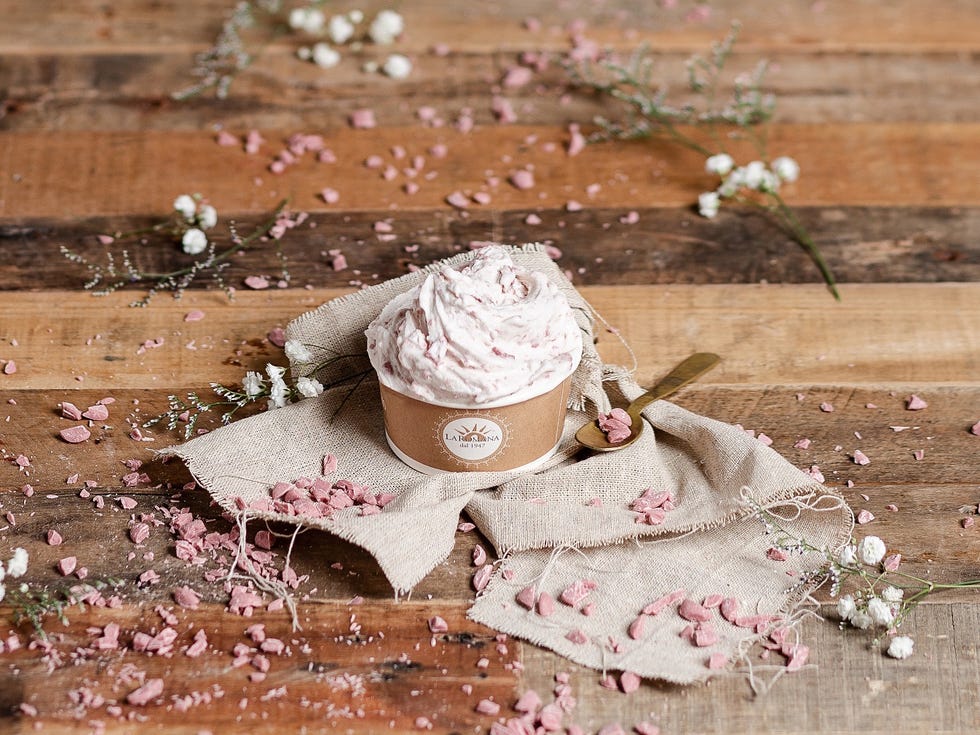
[1, 1, 978, 732]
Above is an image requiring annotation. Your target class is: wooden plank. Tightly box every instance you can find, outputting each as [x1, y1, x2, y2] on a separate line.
[4, 50, 977, 131]
[0, 602, 520, 733]
[1, 0, 977, 53]
[0, 284, 976, 390]
[522, 602, 980, 734]
[2, 386, 978, 494]
[2, 125, 979, 219]
[4, 206, 978, 291]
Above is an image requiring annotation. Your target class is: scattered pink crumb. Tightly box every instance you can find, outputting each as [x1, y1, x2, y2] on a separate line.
[127, 678, 164, 706]
[678, 598, 712, 623]
[906, 394, 928, 410]
[472, 545, 487, 566]
[856, 509, 875, 524]
[819, 402, 834, 413]
[883, 553, 902, 571]
[267, 327, 286, 347]
[970, 421, 980, 436]
[643, 588, 686, 616]
[96, 234, 115, 245]
[59, 425, 91, 443]
[46, 529, 63, 546]
[963, 517, 975, 529]
[567, 123, 586, 156]
[57, 556, 77, 575]
[708, 652, 728, 670]
[244, 276, 270, 290]
[619, 671, 641, 694]
[784, 643, 810, 672]
[320, 188, 340, 204]
[475, 699, 500, 716]
[912, 449, 925, 461]
[457, 521, 475, 532]
[537, 592, 555, 617]
[516, 585, 537, 610]
[766, 547, 788, 561]
[428, 616, 448, 634]
[635, 723, 660, 735]
[472, 565, 493, 592]
[174, 585, 201, 609]
[628, 616, 646, 640]
[852, 450, 871, 466]
[446, 191, 470, 209]
[793, 438, 811, 450]
[885, 504, 899, 512]
[509, 170, 535, 190]
[565, 629, 589, 645]
[184, 309, 205, 322]
[349, 109, 377, 129]
[3, 360, 16, 375]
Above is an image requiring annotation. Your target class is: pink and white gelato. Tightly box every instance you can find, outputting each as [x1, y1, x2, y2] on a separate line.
[366, 246, 582, 406]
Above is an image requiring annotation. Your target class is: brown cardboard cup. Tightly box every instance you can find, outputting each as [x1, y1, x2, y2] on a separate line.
[379, 378, 573, 474]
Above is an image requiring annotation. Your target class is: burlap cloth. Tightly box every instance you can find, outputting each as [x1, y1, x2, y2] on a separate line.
[166, 245, 851, 683]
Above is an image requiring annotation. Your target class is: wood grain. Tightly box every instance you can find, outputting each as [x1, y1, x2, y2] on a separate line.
[0, 285, 976, 391]
[4, 206, 978, 291]
[4, 50, 977, 131]
[2, 125, 979, 219]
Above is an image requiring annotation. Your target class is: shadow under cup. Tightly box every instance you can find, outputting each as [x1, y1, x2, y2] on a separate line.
[378, 376, 574, 475]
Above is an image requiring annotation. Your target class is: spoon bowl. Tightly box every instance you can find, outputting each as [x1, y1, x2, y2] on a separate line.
[575, 352, 721, 451]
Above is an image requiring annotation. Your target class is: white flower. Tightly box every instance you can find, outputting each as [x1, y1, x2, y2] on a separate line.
[772, 156, 800, 182]
[369, 9, 404, 44]
[312, 42, 341, 69]
[181, 228, 208, 255]
[887, 635, 914, 660]
[837, 544, 858, 567]
[717, 177, 739, 198]
[867, 597, 895, 626]
[837, 594, 856, 621]
[858, 535, 887, 566]
[197, 204, 218, 230]
[328, 14, 356, 44]
[296, 376, 324, 398]
[758, 170, 781, 193]
[698, 191, 720, 219]
[173, 194, 197, 221]
[743, 160, 767, 190]
[297, 46, 312, 61]
[284, 339, 314, 364]
[6, 548, 28, 578]
[705, 153, 734, 176]
[289, 7, 323, 33]
[242, 371, 264, 397]
[850, 609, 872, 630]
[348, 9, 364, 24]
[882, 585, 904, 603]
[266, 364, 290, 409]
[382, 53, 413, 80]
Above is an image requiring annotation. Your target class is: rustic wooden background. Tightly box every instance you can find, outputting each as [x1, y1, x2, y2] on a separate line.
[1, 1, 979, 732]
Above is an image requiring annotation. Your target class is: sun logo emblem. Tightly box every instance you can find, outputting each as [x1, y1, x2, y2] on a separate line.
[458, 424, 491, 442]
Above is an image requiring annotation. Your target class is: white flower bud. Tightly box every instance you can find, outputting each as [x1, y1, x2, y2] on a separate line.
[301, 8, 325, 34]
[698, 191, 720, 219]
[882, 585, 904, 603]
[886, 635, 914, 659]
[311, 42, 341, 69]
[369, 9, 404, 45]
[382, 53, 413, 79]
[181, 228, 208, 255]
[348, 9, 364, 24]
[328, 14, 356, 44]
[265, 363, 287, 382]
[867, 597, 895, 626]
[743, 160, 767, 190]
[284, 339, 314, 364]
[837, 544, 858, 566]
[858, 535, 887, 566]
[705, 153, 734, 176]
[197, 204, 218, 230]
[772, 156, 800, 182]
[297, 46, 312, 61]
[758, 170, 781, 193]
[6, 548, 28, 578]
[242, 371, 264, 397]
[836, 594, 856, 621]
[850, 609, 872, 630]
[296, 376, 324, 398]
[288, 8, 309, 30]
[173, 194, 197, 221]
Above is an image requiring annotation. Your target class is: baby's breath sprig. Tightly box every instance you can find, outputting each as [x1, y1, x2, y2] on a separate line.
[61, 198, 290, 307]
[747, 496, 980, 659]
[173, 0, 286, 100]
[145, 342, 371, 439]
[8, 579, 125, 640]
[567, 23, 840, 300]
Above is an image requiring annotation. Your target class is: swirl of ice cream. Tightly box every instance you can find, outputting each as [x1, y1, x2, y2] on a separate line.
[366, 246, 582, 406]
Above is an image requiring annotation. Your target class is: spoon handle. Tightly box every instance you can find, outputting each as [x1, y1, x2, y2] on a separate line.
[629, 352, 721, 415]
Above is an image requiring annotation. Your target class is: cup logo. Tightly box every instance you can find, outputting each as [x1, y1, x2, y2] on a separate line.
[441, 417, 505, 462]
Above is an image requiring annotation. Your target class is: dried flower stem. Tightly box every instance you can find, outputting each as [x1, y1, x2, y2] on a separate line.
[7, 579, 124, 640]
[568, 23, 840, 300]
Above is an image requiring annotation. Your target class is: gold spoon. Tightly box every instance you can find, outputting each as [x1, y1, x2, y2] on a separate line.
[575, 352, 721, 452]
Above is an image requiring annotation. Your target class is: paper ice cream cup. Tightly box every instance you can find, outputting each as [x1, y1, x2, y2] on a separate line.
[379, 373, 574, 475]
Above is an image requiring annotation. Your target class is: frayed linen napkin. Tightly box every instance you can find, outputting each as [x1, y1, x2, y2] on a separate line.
[166, 245, 851, 683]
